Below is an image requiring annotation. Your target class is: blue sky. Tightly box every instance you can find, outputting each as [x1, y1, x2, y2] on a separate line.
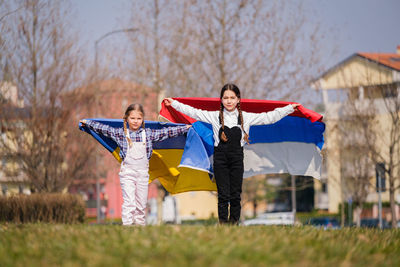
[71, 0, 400, 68]
[312, 0, 400, 57]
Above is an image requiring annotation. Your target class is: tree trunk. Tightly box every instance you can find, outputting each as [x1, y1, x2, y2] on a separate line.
[354, 206, 363, 227]
[253, 200, 258, 218]
[389, 182, 397, 228]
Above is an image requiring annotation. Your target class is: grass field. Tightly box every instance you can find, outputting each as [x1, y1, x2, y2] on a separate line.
[1, 224, 399, 267]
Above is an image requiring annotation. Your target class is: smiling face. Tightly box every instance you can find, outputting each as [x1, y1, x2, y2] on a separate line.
[126, 110, 144, 131]
[221, 89, 240, 112]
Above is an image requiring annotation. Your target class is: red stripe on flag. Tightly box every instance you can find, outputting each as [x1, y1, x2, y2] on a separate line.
[160, 97, 323, 123]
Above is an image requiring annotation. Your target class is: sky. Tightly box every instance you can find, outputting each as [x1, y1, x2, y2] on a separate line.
[311, 0, 400, 61]
[71, 0, 400, 69]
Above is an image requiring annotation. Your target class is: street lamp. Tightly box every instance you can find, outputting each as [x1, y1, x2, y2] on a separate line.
[94, 28, 138, 78]
[93, 27, 138, 224]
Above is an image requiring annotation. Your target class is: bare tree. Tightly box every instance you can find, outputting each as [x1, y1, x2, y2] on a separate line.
[0, 0, 95, 193]
[337, 108, 376, 226]
[0, 0, 11, 73]
[123, 0, 325, 101]
[366, 83, 400, 228]
[335, 82, 399, 228]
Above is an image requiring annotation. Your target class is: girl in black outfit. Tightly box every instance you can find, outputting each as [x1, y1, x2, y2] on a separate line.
[164, 84, 299, 224]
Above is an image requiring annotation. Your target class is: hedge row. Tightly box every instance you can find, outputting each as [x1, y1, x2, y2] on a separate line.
[0, 193, 85, 223]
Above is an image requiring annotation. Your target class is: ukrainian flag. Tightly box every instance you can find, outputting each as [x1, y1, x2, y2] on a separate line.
[79, 119, 217, 194]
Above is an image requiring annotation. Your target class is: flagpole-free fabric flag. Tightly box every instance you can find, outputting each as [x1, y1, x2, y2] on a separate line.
[79, 119, 217, 194]
[159, 97, 325, 180]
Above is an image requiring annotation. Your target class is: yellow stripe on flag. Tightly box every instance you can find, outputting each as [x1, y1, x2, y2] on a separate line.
[150, 149, 217, 194]
[112, 147, 122, 163]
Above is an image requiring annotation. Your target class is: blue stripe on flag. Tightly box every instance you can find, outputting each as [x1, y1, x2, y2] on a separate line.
[249, 116, 325, 149]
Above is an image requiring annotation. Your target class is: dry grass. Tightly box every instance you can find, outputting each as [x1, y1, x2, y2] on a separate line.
[0, 194, 85, 223]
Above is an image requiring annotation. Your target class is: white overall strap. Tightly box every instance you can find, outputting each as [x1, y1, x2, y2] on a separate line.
[141, 128, 146, 144]
[140, 129, 147, 160]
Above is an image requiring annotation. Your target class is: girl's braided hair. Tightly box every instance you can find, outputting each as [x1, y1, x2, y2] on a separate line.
[219, 83, 249, 143]
[123, 103, 145, 147]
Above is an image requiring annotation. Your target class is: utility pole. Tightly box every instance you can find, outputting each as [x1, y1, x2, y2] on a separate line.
[291, 175, 296, 224]
[376, 163, 385, 230]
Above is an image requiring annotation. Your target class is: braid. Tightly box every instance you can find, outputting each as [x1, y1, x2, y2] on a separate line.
[123, 117, 132, 147]
[219, 103, 228, 142]
[237, 102, 249, 143]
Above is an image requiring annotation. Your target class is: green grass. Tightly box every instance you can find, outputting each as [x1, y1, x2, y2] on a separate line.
[0, 224, 399, 267]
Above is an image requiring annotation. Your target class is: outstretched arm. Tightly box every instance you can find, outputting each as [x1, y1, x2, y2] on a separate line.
[164, 98, 215, 124]
[80, 119, 121, 139]
[149, 125, 191, 142]
[245, 104, 299, 126]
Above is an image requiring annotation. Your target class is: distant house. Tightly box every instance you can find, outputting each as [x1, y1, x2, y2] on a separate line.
[313, 45, 400, 218]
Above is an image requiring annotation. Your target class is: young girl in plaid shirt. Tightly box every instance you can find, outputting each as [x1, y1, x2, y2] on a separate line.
[81, 104, 190, 226]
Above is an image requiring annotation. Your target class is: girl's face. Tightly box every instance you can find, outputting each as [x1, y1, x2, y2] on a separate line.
[127, 110, 144, 131]
[221, 89, 239, 112]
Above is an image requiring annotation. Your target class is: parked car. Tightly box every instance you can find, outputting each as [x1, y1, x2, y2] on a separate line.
[360, 218, 390, 229]
[242, 212, 295, 226]
[308, 217, 340, 229]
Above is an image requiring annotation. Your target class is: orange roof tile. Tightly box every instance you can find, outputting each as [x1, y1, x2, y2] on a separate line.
[358, 52, 400, 71]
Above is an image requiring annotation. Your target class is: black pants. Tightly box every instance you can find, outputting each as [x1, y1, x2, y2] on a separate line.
[213, 146, 244, 224]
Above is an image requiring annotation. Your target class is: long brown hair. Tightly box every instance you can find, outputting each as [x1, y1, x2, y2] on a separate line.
[219, 83, 249, 143]
[123, 103, 145, 146]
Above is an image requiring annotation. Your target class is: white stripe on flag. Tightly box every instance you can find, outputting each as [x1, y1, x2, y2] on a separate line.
[243, 142, 322, 179]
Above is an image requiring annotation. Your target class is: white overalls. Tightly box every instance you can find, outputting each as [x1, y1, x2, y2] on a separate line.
[119, 129, 149, 226]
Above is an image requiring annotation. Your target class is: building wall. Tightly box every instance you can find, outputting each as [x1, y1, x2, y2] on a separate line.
[175, 191, 218, 220]
[317, 57, 400, 213]
[323, 100, 399, 213]
[0, 182, 31, 196]
[0, 81, 24, 107]
[318, 57, 395, 90]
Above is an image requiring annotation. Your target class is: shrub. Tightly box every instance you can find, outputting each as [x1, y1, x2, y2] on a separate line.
[0, 193, 85, 223]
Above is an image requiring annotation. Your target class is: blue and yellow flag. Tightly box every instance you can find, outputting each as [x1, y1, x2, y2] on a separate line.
[79, 119, 217, 194]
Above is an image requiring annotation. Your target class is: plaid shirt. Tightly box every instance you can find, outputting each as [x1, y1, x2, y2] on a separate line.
[85, 120, 189, 160]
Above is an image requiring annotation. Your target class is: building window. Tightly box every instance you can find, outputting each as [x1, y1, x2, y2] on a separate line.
[382, 86, 398, 98]
[364, 85, 398, 99]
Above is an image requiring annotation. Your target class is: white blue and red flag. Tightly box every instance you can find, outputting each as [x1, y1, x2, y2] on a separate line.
[160, 97, 324, 180]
